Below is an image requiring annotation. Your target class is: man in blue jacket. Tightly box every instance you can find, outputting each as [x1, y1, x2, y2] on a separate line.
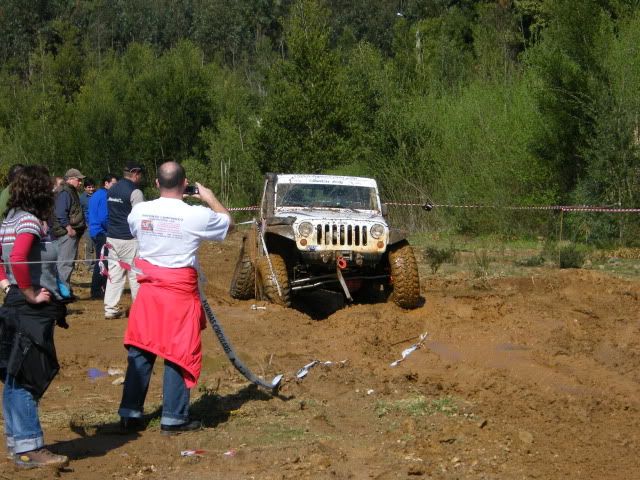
[88, 174, 118, 299]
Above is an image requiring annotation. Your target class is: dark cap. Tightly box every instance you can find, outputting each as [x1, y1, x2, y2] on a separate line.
[123, 162, 145, 174]
[64, 168, 86, 179]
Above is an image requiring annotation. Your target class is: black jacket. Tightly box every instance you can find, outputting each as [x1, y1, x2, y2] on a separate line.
[107, 178, 139, 240]
[0, 288, 67, 399]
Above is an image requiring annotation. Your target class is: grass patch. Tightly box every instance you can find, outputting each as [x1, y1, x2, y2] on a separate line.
[424, 242, 460, 273]
[65, 410, 121, 433]
[147, 417, 161, 429]
[472, 249, 492, 277]
[254, 422, 305, 445]
[471, 249, 494, 289]
[515, 255, 545, 267]
[542, 241, 588, 269]
[409, 233, 540, 251]
[376, 396, 458, 418]
[558, 244, 586, 269]
[408, 233, 640, 277]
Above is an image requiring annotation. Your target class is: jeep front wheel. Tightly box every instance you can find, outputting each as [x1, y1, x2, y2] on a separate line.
[229, 243, 255, 300]
[388, 241, 420, 309]
[257, 253, 291, 307]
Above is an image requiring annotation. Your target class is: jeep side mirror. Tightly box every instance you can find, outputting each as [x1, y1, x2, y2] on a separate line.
[381, 203, 388, 216]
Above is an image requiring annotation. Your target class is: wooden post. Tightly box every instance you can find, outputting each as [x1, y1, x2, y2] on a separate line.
[558, 208, 564, 267]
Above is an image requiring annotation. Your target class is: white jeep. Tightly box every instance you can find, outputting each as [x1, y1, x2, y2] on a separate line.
[229, 173, 421, 309]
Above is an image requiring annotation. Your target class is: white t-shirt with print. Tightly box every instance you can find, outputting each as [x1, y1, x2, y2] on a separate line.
[128, 197, 230, 268]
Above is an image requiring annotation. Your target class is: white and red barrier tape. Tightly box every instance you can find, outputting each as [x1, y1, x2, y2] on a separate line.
[227, 202, 640, 213]
[385, 203, 640, 213]
[228, 206, 259, 211]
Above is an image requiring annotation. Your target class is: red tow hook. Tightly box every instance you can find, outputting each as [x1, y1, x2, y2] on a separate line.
[337, 256, 347, 269]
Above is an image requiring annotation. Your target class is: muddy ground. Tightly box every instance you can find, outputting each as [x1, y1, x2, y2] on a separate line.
[1, 231, 639, 480]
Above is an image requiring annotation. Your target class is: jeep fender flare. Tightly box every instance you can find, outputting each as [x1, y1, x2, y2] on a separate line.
[265, 225, 295, 242]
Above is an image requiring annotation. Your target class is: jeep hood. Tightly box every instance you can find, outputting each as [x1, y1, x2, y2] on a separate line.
[274, 208, 385, 223]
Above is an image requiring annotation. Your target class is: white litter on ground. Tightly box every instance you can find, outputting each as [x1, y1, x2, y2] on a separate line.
[390, 333, 428, 367]
[296, 360, 347, 378]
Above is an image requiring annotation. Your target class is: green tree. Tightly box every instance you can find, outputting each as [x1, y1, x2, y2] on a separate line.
[472, 1, 522, 84]
[0, 0, 62, 76]
[326, 0, 398, 55]
[256, 0, 363, 173]
[120, 41, 217, 172]
[572, 11, 640, 244]
[392, 7, 474, 95]
[525, 0, 611, 196]
[184, 66, 262, 207]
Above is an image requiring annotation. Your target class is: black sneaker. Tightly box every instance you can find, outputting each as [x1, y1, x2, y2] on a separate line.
[118, 417, 145, 434]
[160, 420, 202, 435]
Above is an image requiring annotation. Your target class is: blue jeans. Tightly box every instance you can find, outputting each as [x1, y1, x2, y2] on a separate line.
[2, 375, 44, 453]
[118, 346, 190, 426]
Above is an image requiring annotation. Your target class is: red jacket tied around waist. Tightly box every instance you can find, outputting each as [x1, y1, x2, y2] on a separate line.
[124, 258, 206, 388]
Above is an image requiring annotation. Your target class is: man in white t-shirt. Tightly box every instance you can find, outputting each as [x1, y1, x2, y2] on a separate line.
[117, 161, 234, 435]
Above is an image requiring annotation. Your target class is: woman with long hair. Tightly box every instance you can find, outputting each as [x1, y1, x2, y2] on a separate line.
[0, 164, 69, 469]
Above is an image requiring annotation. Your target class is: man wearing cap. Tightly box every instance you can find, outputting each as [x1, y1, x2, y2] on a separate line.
[104, 163, 145, 319]
[52, 168, 86, 301]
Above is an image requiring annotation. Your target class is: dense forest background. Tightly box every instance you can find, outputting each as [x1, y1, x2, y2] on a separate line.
[2, 0, 640, 244]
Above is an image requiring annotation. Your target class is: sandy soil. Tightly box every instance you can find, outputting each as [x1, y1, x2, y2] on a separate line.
[1, 231, 639, 480]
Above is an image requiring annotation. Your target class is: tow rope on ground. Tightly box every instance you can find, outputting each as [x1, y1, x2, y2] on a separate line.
[98, 247, 282, 393]
[199, 285, 282, 392]
[257, 222, 283, 298]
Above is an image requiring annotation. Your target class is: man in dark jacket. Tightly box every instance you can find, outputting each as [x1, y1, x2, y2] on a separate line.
[104, 163, 144, 319]
[53, 168, 86, 301]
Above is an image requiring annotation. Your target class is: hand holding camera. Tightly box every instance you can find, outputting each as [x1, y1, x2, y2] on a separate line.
[184, 184, 199, 195]
[189, 182, 234, 231]
[184, 181, 213, 204]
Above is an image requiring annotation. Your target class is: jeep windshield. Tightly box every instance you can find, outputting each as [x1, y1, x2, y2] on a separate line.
[276, 184, 379, 211]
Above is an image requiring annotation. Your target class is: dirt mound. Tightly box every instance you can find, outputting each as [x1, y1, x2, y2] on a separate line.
[1, 231, 639, 479]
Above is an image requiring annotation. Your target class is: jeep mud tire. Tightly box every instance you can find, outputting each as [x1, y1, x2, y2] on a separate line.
[388, 241, 420, 309]
[229, 244, 256, 300]
[257, 253, 291, 307]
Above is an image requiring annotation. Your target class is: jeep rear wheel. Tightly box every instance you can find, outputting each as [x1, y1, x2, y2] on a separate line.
[258, 253, 291, 307]
[229, 244, 255, 300]
[388, 241, 420, 309]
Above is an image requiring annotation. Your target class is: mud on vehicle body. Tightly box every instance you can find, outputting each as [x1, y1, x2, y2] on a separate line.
[230, 173, 421, 309]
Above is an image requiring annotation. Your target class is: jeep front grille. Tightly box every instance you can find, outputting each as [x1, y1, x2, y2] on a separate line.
[316, 223, 368, 246]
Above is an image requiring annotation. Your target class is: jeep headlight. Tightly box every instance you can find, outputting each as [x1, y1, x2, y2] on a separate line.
[298, 222, 314, 237]
[370, 224, 385, 239]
